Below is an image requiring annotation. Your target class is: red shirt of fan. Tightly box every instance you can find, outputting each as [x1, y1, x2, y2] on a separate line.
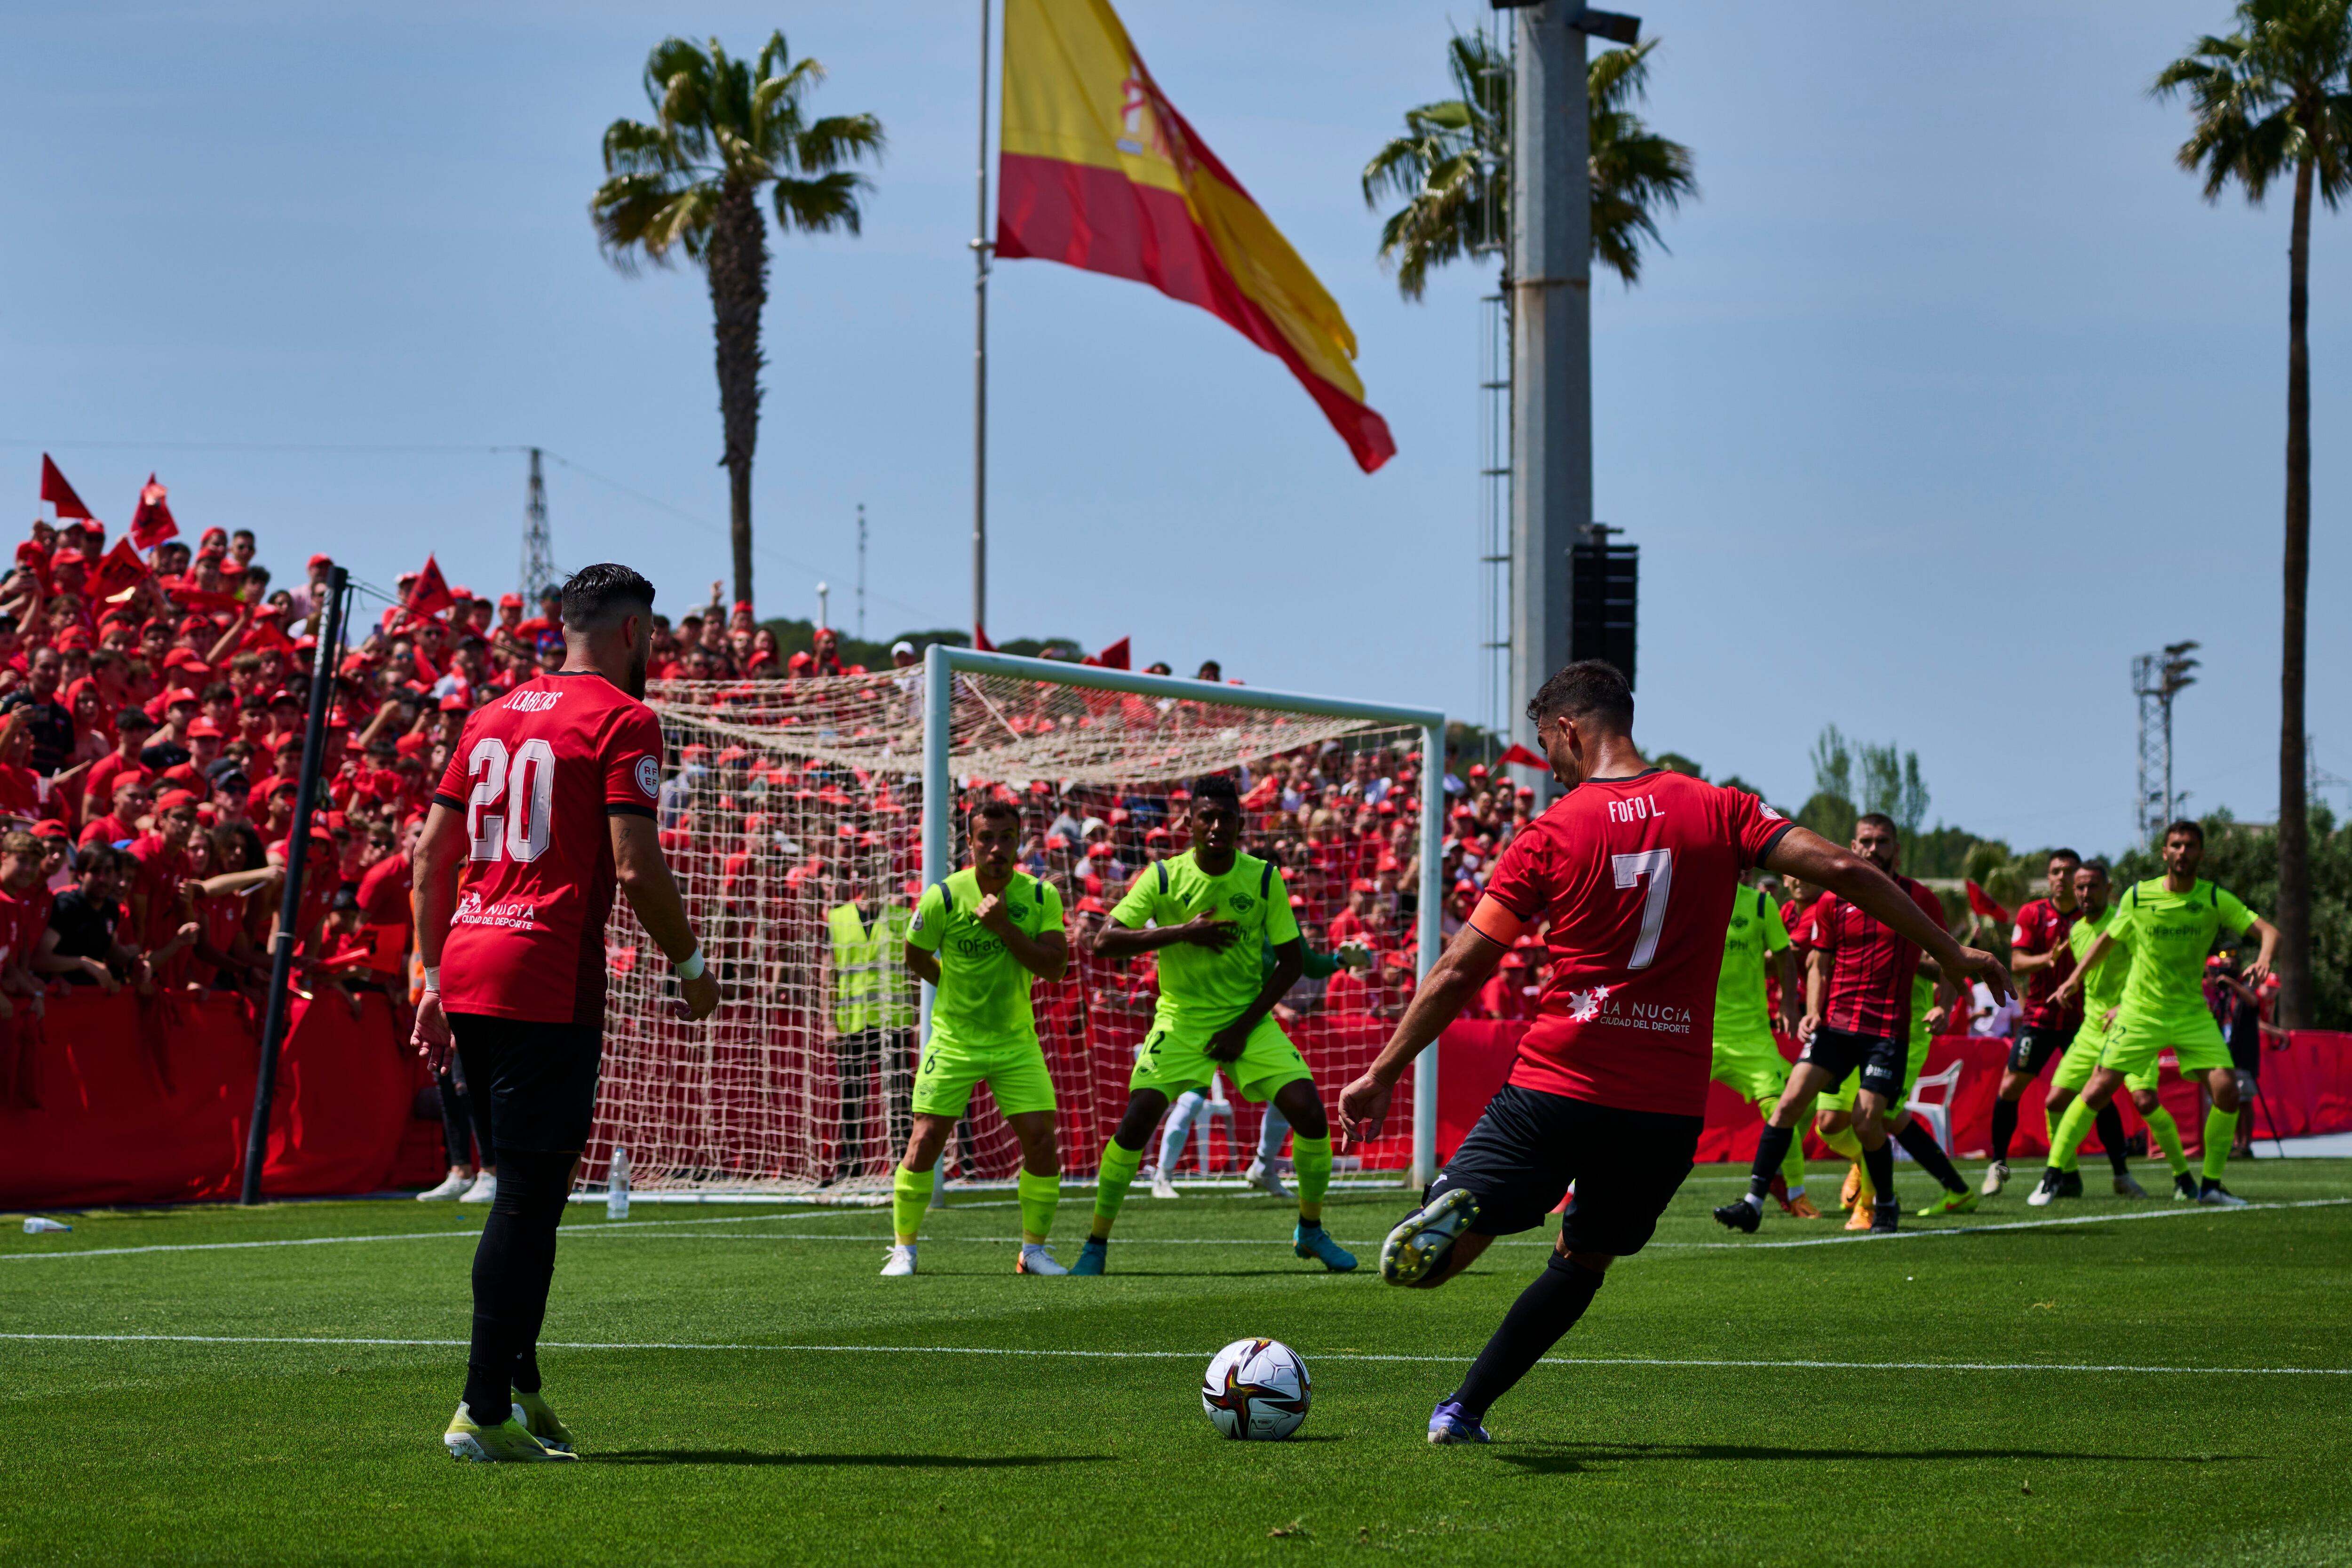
[1803, 876, 1948, 1039]
[431, 671, 663, 1027]
[2010, 897, 2082, 1031]
[1481, 771, 1794, 1116]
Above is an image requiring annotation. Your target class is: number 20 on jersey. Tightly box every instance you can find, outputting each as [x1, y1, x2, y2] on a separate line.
[466, 737, 555, 862]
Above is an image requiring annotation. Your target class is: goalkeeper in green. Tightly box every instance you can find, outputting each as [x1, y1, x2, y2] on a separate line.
[887, 797, 1071, 1276]
[1712, 879, 1815, 1215]
[1075, 772, 1358, 1275]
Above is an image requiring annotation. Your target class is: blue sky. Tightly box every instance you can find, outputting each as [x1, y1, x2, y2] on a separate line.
[3, 1, 2341, 857]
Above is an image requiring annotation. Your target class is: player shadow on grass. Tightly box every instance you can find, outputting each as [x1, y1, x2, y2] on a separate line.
[596, 1451, 1119, 1468]
[1493, 1443, 2240, 1476]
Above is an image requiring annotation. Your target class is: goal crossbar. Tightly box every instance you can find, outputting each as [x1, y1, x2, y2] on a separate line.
[920, 645, 1446, 1186]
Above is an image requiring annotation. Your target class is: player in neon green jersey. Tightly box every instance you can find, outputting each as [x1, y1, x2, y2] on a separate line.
[888, 797, 1071, 1276]
[1077, 772, 1357, 1274]
[2036, 859, 2193, 1197]
[1711, 880, 1817, 1217]
[2031, 820, 2278, 1208]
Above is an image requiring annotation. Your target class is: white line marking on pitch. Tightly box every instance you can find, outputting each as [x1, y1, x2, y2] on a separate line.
[5, 1195, 2342, 1264]
[0, 1332, 2342, 1378]
[1652, 1195, 2352, 1249]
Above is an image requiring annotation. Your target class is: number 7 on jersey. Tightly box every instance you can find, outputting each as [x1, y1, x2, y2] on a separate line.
[1612, 850, 1673, 970]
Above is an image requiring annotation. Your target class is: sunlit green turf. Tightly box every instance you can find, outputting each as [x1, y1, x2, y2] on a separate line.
[4, 1159, 2349, 1566]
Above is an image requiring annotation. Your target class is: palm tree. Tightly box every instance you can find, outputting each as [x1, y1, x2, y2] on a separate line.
[2156, 0, 2352, 1028]
[592, 32, 884, 611]
[1362, 32, 1694, 296]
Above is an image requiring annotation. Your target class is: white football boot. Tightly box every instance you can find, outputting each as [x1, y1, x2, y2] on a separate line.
[880, 1243, 918, 1276]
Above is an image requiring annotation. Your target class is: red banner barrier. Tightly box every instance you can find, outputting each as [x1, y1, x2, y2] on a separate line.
[0, 990, 419, 1208]
[1436, 1023, 2352, 1165]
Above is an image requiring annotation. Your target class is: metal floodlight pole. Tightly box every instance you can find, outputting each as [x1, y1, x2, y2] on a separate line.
[918, 646, 1446, 1184]
[1504, 0, 1598, 807]
[240, 566, 350, 1205]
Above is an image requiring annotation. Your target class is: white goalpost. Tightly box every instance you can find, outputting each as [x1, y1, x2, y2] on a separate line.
[581, 650, 1443, 1199]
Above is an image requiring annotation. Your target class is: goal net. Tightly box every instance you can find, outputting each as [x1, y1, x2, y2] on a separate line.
[583, 653, 1440, 1198]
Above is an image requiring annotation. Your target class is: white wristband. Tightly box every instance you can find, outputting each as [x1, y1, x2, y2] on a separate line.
[421, 966, 441, 994]
[674, 948, 707, 981]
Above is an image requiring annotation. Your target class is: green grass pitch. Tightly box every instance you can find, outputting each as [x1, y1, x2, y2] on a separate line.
[4, 1160, 2349, 1566]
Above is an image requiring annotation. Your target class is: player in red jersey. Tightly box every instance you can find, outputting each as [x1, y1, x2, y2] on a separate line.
[1337, 663, 2012, 1443]
[1718, 815, 1980, 1234]
[411, 564, 718, 1464]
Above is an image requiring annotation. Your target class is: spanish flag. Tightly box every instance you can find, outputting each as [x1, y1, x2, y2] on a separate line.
[996, 0, 1397, 473]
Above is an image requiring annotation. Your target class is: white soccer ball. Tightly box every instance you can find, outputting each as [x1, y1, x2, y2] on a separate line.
[1200, 1337, 1311, 1441]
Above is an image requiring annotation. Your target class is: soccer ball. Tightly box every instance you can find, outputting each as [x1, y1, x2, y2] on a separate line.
[1200, 1337, 1311, 1441]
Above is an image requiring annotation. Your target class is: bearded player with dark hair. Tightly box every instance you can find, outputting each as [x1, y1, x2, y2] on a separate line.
[1339, 661, 2013, 1444]
[413, 562, 720, 1462]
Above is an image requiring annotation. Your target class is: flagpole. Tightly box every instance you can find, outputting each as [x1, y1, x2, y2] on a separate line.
[971, 0, 993, 643]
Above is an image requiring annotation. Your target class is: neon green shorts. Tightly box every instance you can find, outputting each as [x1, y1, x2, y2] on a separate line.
[2051, 1020, 2113, 1095]
[2098, 1011, 2230, 1090]
[1820, 1030, 1931, 1114]
[1711, 1038, 1790, 1107]
[1129, 1016, 1312, 1104]
[911, 1035, 1057, 1119]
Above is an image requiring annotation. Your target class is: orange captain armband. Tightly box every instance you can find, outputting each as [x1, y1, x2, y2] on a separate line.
[1465, 895, 1526, 948]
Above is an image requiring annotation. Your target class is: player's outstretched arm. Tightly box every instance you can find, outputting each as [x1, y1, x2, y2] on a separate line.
[1337, 908, 1511, 1149]
[2241, 913, 2280, 983]
[2050, 931, 2115, 1005]
[610, 812, 720, 1022]
[409, 803, 464, 1072]
[1761, 827, 2016, 1005]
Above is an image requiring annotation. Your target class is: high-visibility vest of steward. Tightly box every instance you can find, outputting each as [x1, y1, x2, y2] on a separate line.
[827, 899, 914, 1034]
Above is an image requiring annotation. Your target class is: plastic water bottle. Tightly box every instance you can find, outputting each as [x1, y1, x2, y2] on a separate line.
[22, 1217, 70, 1234]
[606, 1146, 630, 1220]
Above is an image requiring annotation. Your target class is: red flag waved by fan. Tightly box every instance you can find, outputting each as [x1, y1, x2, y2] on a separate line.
[40, 455, 93, 521]
[1496, 743, 1549, 771]
[129, 474, 178, 550]
[1092, 636, 1130, 671]
[405, 555, 454, 619]
[972, 625, 996, 653]
[88, 537, 149, 601]
[1964, 879, 2011, 928]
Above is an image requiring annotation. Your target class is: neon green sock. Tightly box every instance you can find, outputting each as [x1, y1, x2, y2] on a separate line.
[2048, 1103, 2081, 1173]
[1761, 1098, 1806, 1188]
[892, 1164, 934, 1244]
[2202, 1106, 2237, 1183]
[1093, 1139, 1142, 1238]
[1017, 1167, 1060, 1244]
[1291, 1132, 1332, 1223]
[1817, 1122, 1862, 1163]
[2144, 1105, 2190, 1177]
[2047, 1097, 2097, 1171]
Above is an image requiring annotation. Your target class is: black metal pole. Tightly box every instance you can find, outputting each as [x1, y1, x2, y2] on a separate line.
[240, 566, 350, 1205]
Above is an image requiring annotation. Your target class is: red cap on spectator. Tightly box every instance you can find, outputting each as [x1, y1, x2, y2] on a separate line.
[308, 553, 332, 569]
[55, 629, 90, 652]
[1077, 896, 1107, 915]
[155, 788, 198, 812]
[438, 692, 468, 712]
[1469, 764, 1487, 779]
[499, 592, 523, 609]
[185, 718, 223, 739]
[30, 820, 68, 840]
[269, 689, 300, 707]
[165, 687, 199, 708]
[269, 778, 299, 798]
[50, 547, 85, 567]
[395, 732, 427, 757]
[199, 526, 228, 548]
[1351, 877, 1375, 893]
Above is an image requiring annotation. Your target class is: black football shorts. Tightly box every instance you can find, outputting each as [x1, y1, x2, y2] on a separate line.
[1797, 1025, 1906, 1101]
[2007, 1024, 2079, 1076]
[448, 1012, 604, 1154]
[1422, 1083, 1701, 1256]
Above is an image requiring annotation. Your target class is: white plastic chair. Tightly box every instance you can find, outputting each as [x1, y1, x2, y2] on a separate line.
[1902, 1061, 1965, 1154]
